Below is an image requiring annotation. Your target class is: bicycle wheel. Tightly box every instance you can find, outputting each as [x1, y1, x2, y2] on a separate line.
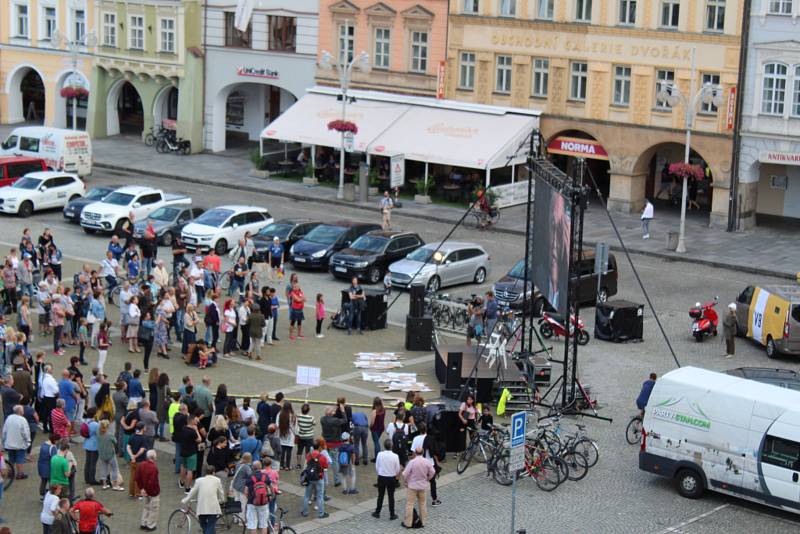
[532, 459, 561, 492]
[491, 210, 501, 226]
[562, 450, 589, 481]
[456, 446, 475, 474]
[3, 463, 14, 490]
[99, 524, 111, 534]
[470, 211, 482, 229]
[573, 438, 600, 467]
[474, 441, 494, 464]
[626, 417, 643, 445]
[551, 455, 569, 485]
[110, 285, 121, 306]
[144, 133, 155, 146]
[168, 509, 193, 534]
[492, 452, 514, 486]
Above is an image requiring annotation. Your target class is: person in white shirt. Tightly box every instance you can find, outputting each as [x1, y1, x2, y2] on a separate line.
[190, 258, 205, 304]
[128, 295, 142, 353]
[40, 484, 63, 531]
[181, 465, 225, 533]
[372, 439, 401, 520]
[100, 251, 119, 294]
[40, 364, 60, 432]
[119, 281, 133, 342]
[237, 300, 250, 356]
[641, 199, 654, 240]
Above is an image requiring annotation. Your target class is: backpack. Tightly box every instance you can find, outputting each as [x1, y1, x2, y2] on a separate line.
[250, 472, 273, 506]
[80, 421, 90, 439]
[301, 455, 322, 485]
[338, 448, 351, 469]
[391, 424, 408, 457]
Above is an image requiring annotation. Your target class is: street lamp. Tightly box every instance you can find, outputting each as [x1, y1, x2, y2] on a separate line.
[51, 28, 97, 130]
[656, 48, 723, 253]
[318, 46, 371, 199]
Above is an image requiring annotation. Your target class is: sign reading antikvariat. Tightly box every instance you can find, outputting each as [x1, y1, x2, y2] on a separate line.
[759, 150, 800, 166]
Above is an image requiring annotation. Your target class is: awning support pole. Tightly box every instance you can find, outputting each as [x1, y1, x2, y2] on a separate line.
[511, 164, 516, 183]
[424, 162, 429, 191]
[486, 168, 491, 188]
[311, 145, 316, 168]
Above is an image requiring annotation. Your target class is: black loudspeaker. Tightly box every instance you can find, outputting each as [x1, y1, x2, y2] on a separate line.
[364, 290, 387, 330]
[594, 300, 644, 342]
[445, 350, 463, 389]
[405, 315, 433, 351]
[409, 284, 426, 318]
[440, 410, 466, 452]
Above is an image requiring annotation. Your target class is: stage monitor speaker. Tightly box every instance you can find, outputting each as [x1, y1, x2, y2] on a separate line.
[594, 300, 644, 342]
[445, 350, 463, 389]
[364, 290, 387, 330]
[440, 410, 466, 452]
[405, 315, 433, 351]
[409, 284, 426, 318]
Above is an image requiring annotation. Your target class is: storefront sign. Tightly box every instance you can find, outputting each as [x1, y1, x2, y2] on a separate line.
[726, 87, 736, 130]
[390, 154, 405, 188]
[436, 61, 446, 99]
[492, 179, 533, 208]
[547, 136, 609, 161]
[760, 150, 800, 166]
[343, 131, 355, 152]
[237, 66, 279, 80]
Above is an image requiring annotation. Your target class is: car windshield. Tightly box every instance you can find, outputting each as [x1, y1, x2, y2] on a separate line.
[193, 208, 234, 228]
[303, 225, 346, 245]
[508, 260, 533, 280]
[102, 192, 135, 206]
[148, 207, 180, 222]
[257, 223, 293, 240]
[406, 246, 444, 265]
[11, 177, 42, 190]
[86, 188, 112, 200]
[350, 235, 388, 253]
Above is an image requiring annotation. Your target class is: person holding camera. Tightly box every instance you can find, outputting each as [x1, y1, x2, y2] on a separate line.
[466, 296, 483, 347]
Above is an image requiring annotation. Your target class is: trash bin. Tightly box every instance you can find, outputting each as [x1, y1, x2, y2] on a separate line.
[343, 182, 356, 201]
[666, 231, 679, 251]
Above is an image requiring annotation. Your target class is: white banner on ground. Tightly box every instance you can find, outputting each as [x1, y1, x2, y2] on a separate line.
[296, 365, 321, 387]
[492, 179, 533, 208]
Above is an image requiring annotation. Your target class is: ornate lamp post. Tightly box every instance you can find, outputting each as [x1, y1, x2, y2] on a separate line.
[318, 44, 371, 199]
[51, 28, 97, 130]
[656, 48, 723, 253]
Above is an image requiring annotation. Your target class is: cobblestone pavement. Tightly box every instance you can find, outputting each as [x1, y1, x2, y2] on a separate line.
[2, 165, 800, 533]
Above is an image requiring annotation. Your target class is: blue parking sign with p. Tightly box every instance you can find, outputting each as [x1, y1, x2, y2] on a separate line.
[511, 411, 526, 448]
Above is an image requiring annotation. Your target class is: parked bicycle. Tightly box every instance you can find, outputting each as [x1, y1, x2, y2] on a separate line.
[168, 501, 245, 534]
[156, 133, 191, 155]
[626, 414, 643, 445]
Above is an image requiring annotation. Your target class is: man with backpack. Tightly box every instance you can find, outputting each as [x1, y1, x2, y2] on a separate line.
[388, 413, 410, 466]
[338, 432, 357, 495]
[300, 440, 330, 519]
[244, 460, 273, 534]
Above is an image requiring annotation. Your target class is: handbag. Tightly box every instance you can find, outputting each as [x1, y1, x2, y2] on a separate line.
[87, 311, 97, 324]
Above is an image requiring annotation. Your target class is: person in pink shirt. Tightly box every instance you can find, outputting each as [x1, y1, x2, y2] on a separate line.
[315, 294, 325, 339]
[51, 296, 66, 356]
[401, 447, 435, 529]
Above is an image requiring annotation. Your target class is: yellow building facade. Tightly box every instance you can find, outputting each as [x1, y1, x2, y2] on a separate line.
[446, 0, 742, 224]
[0, 0, 96, 128]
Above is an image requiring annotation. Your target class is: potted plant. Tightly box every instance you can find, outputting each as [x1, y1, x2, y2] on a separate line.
[414, 176, 434, 204]
[368, 166, 381, 195]
[302, 158, 317, 186]
[248, 149, 270, 179]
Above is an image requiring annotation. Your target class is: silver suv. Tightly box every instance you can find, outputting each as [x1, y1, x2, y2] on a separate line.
[388, 241, 491, 292]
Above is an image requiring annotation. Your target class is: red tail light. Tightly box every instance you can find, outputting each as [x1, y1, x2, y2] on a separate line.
[785, 320, 790, 338]
[640, 429, 647, 452]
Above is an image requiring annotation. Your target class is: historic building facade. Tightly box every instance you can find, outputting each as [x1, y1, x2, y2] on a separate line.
[0, 0, 95, 128]
[736, 0, 800, 227]
[86, 0, 204, 152]
[446, 0, 743, 224]
[316, 0, 449, 96]
[203, 0, 317, 152]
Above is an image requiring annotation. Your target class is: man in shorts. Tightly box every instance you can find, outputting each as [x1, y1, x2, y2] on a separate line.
[267, 237, 284, 282]
[244, 460, 274, 534]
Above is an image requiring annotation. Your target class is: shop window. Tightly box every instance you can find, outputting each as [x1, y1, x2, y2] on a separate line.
[268, 16, 296, 52]
[225, 12, 251, 48]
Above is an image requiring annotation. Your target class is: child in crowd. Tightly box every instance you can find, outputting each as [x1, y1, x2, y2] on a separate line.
[127, 252, 140, 281]
[480, 406, 494, 431]
[315, 293, 325, 339]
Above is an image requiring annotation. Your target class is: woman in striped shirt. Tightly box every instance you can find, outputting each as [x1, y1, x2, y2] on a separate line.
[295, 403, 316, 469]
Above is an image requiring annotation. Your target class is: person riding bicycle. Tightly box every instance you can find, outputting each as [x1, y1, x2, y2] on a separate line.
[476, 189, 497, 229]
[70, 487, 113, 534]
[636, 373, 657, 416]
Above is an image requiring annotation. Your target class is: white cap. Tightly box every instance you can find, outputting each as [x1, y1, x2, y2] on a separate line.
[728, 303, 736, 311]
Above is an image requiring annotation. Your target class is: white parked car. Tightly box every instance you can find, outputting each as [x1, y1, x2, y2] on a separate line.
[181, 205, 273, 254]
[0, 171, 84, 217]
[80, 185, 191, 235]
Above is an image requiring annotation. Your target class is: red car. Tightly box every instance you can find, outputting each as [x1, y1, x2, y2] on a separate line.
[0, 156, 48, 188]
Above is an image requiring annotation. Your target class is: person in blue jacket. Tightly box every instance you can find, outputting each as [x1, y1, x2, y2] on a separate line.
[636, 373, 657, 415]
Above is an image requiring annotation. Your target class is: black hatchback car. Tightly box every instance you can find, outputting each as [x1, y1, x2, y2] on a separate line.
[290, 221, 381, 269]
[329, 231, 425, 284]
[63, 185, 120, 223]
[252, 219, 322, 263]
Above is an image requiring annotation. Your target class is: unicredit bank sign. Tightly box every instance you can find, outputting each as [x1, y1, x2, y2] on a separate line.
[547, 136, 609, 161]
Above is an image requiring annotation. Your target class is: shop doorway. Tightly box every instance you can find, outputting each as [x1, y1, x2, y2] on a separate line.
[639, 142, 712, 217]
[21, 70, 45, 124]
[546, 131, 610, 202]
[117, 82, 143, 135]
[153, 86, 178, 129]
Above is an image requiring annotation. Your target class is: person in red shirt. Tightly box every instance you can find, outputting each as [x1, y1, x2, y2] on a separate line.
[288, 281, 306, 340]
[134, 449, 160, 531]
[50, 399, 71, 440]
[70, 487, 112, 534]
[204, 250, 221, 274]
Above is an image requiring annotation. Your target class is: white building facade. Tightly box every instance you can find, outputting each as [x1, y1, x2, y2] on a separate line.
[203, 0, 318, 152]
[738, 0, 800, 227]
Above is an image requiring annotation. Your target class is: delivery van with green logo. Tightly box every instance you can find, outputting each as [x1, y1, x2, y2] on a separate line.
[734, 285, 800, 358]
[640, 366, 800, 514]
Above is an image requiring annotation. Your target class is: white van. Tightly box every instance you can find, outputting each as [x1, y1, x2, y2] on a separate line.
[640, 366, 800, 514]
[0, 126, 92, 177]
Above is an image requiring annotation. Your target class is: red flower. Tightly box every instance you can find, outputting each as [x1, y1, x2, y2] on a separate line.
[668, 162, 704, 181]
[327, 120, 358, 135]
[60, 87, 89, 99]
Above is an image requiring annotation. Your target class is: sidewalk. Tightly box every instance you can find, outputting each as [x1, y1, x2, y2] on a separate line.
[30, 126, 797, 278]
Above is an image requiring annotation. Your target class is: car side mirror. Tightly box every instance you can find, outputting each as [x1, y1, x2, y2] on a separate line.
[132, 202, 141, 208]
[345, 240, 351, 247]
[445, 260, 452, 265]
[233, 223, 239, 229]
[39, 186, 47, 192]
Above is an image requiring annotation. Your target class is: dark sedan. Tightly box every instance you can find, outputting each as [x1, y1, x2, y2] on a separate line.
[329, 231, 424, 284]
[290, 221, 381, 269]
[252, 219, 322, 263]
[63, 185, 120, 223]
[133, 205, 205, 246]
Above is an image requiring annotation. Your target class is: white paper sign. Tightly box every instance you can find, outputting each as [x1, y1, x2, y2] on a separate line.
[390, 154, 405, 188]
[296, 365, 321, 387]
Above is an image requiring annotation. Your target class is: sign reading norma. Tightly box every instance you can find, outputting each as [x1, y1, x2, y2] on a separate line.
[547, 136, 609, 161]
[237, 67, 279, 80]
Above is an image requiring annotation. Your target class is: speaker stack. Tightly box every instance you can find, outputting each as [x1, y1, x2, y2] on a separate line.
[405, 283, 433, 351]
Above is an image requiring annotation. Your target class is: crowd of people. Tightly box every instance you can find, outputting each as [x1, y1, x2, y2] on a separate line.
[0, 226, 472, 532]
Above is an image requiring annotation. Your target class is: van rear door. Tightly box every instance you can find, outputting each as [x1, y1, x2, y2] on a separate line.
[760, 425, 800, 507]
[736, 286, 755, 337]
[787, 305, 800, 352]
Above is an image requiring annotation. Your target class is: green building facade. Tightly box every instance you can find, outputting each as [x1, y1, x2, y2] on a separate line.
[87, 0, 203, 152]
